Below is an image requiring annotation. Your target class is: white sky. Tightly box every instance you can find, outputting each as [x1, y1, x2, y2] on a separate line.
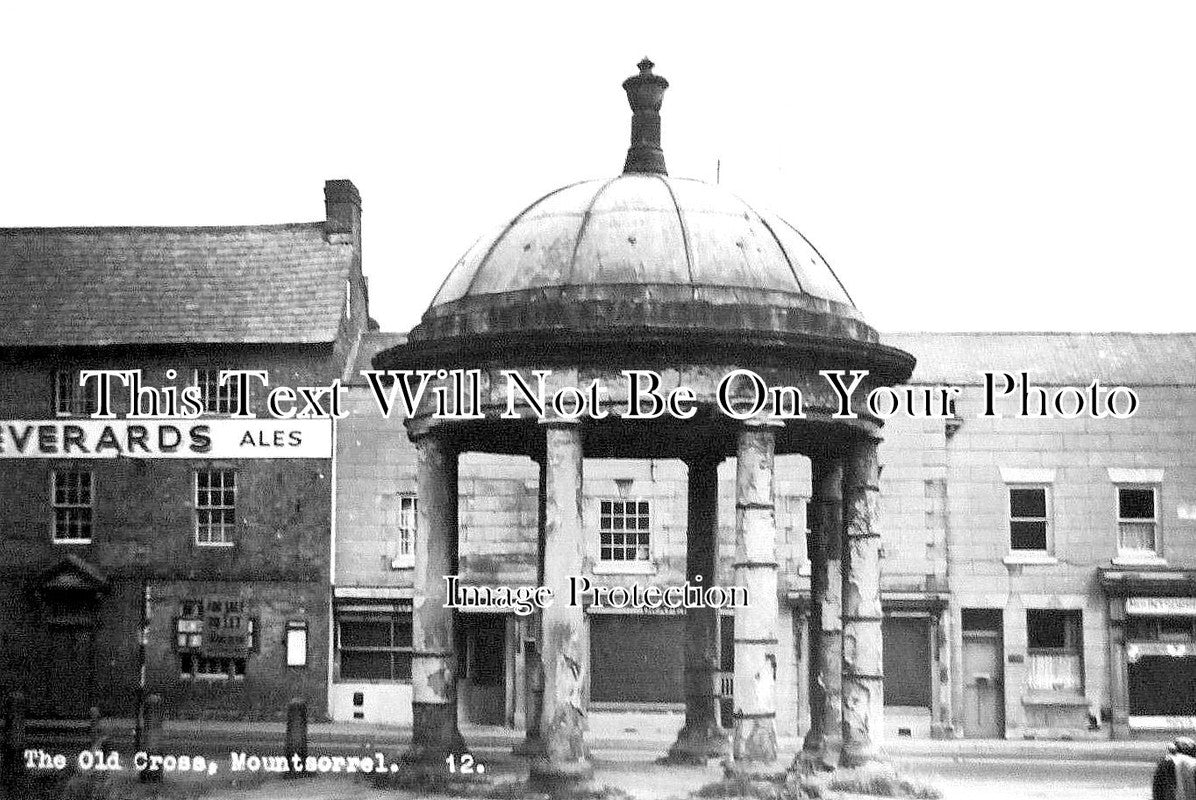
[2, 2, 1194, 334]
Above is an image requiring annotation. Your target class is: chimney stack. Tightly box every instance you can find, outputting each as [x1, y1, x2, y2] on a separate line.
[324, 179, 361, 245]
[622, 58, 669, 175]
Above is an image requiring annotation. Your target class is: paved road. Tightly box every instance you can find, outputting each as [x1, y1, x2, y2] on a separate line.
[895, 756, 1154, 800]
[186, 755, 1156, 800]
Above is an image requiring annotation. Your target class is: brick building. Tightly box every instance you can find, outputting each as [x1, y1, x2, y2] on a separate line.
[0, 179, 368, 720]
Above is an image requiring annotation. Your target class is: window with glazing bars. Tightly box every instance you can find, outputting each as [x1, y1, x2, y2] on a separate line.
[1009, 486, 1049, 551]
[52, 469, 93, 542]
[338, 613, 413, 680]
[195, 470, 236, 544]
[195, 369, 241, 415]
[53, 370, 97, 416]
[389, 494, 417, 565]
[1117, 486, 1159, 555]
[599, 499, 651, 561]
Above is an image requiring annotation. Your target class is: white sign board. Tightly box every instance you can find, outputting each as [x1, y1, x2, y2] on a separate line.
[0, 420, 331, 459]
[1125, 597, 1196, 617]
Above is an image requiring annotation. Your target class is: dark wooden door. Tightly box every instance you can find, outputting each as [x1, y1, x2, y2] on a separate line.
[458, 614, 507, 725]
[49, 626, 96, 718]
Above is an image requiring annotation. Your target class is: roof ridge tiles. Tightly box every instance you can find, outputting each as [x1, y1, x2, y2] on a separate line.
[0, 221, 326, 235]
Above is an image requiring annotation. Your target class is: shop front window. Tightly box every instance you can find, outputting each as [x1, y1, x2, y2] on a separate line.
[338, 612, 413, 681]
[1026, 609, 1083, 694]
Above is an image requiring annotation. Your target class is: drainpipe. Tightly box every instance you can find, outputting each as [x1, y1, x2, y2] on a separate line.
[327, 416, 339, 720]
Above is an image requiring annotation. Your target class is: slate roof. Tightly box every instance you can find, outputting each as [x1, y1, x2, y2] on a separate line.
[883, 332, 1196, 386]
[348, 330, 408, 383]
[0, 223, 351, 347]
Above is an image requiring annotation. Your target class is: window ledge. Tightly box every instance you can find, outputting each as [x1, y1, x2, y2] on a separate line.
[1112, 554, 1167, 567]
[1021, 693, 1089, 707]
[53, 539, 92, 545]
[1004, 553, 1059, 566]
[592, 560, 657, 575]
[389, 559, 414, 571]
[195, 541, 236, 549]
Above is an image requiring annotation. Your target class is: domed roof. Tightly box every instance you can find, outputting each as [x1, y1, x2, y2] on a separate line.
[430, 173, 858, 317]
[397, 59, 906, 376]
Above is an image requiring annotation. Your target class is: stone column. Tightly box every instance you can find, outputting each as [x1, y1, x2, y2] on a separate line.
[1108, 598, 1130, 739]
[797, 457, 844, 771]
[405, 432, 466, 767]
[515, 455, 547, 756]
[667, 453, 729, 763]
[841, 437, 888, 769]
[529, 421, 592, 787]
[727, 420, 784, 779]
[930, 606, 955, 739]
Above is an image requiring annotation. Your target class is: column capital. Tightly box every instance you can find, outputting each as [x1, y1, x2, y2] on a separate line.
[537, 415, 583, 429]
[845, 433, 884, 452]
[738, 416, 785, 430]
[410, 427, 460, 452]
[683, 451, 724, 471]
[810, 452, 844, 470]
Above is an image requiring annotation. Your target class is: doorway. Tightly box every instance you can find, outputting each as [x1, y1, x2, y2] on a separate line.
[48, 625, 96, 718]
[457, 613, 509, 725]
[590, 613, 686, 704]
[883, 615, 932, 708]
[961, 608, 1004, 738]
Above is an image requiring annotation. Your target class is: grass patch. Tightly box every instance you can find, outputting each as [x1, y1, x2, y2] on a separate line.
[459, 778, 637, 800]
[691, 776, 821, 800]
[826, 770, 942, 799]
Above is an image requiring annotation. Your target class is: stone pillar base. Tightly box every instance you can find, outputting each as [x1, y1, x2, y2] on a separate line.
[512, 734, 545, 757]
[791, 734, 842, 774]
[795, 762, 942, 800]
[839, 741, 891, 771]
[528, 755, 594, 790]
[725, 714, 784, 780]
[398, 702, 467, 771]
[929, 723, 956, 740]
[661, 721, 730, 764]
[723, 758, 788, 782]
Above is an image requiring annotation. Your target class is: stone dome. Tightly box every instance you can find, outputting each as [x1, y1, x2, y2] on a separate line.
[422, 172, 870, 340]
[394, 59, 911, 383]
